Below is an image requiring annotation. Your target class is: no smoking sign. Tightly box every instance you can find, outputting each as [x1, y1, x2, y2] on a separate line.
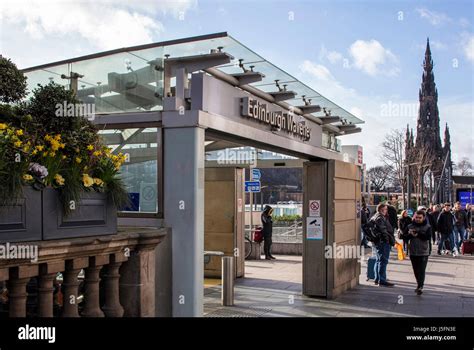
[309, 200, 320, 216]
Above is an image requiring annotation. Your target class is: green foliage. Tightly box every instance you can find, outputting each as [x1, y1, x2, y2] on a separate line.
[0, 55, 27, 104]
[273, 214, 301, 223]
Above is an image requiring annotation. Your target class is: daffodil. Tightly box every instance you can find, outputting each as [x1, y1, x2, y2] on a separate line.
[93, 151, 101, 157]
[87, 145, 94, 151]
[93, 178, 104, 186]
[82, 174, 94, 187]
[16, 129, 24, 136]
[36, 145, 44, 151]
[23, 174, 33, 181]
[14, 141, 22, 148]
[54, 174, 65, 186]
[0, 123, 7, 130]
[75, 157, 82, 164]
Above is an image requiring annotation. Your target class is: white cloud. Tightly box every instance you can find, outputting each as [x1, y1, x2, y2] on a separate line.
[300, 61, 335, 81]
[416, 8, 451, 26]
[462, 34, 474, 62]
[327, 51, 343, 64]
[0, 0, 196, 50]
[459, 18, 470, 28]
[349, 39, 400, 76]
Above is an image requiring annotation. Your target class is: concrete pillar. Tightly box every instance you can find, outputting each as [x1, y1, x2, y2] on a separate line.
[164, 126, 205, 317]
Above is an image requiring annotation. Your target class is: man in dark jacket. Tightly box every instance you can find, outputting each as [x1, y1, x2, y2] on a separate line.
[387, 203, 399, 230]
[436, 203, 456, 256]
[466, 204, 472, 235]
[429, 204, 441, 244]
[371, 203, 396, 287]
[360, 201, 370, 248]
[402, 210, 432, 295]
[453, 201, 469, 250]
[261, 205, 275, 260]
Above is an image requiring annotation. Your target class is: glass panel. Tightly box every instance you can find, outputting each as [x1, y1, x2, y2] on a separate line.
[72, 48, 164, 114]
[24, 64, 71, 98]
[99, 128, 160, 213]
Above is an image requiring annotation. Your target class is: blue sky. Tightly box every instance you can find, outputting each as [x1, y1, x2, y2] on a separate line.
[1, 0, 473, 167]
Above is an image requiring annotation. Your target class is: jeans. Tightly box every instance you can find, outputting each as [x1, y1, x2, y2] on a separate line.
[263, 235, 272, 257]
[410, 255, 429, 289]
[438, 233, 455, 253]
[454, 226, 467, 250]
[374, 242, 391, 283]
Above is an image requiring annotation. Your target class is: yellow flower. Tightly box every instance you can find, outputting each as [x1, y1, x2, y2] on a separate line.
[45, 135, 52, 141]
[23, 174, 33, 181]
[36, 145, 44, 151]
[0, 123, 7, 130]
[75, 157, 82, 164]
[14, 141, 22, 148]
[50, 152, 56, 157]
[93, 178, 104, 186]
[54, 134, 61, 141]
[87, 145, 94, 151]
[16, 129, 24, 136]
[62, 155, 67, 160]
[32, 149, 38, 155]
[82, 174, 94, 187]
[50, 139, 60, 151]
[60, 143, 66, 149]
[43, 152, 48, 157]
[54, 174, 65, 186]
[93, 151, 101, 157]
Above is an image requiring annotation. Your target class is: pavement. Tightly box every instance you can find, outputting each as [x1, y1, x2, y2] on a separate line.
[204, 247, 474, 317]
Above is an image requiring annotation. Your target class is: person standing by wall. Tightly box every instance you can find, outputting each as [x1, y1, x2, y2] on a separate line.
[465, 203, 472, 238]
[402, 210, 432, 295]
[371, 203, 396, 287]
[361, 199, 371, 248]
[261, 205, 275, 260]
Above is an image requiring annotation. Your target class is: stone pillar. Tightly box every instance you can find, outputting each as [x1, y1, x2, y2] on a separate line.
[164, 126, 205, 317]
[102, 254, 125, 317]
[82, 255, 109, 317]
[61, 258, 88, 318]
[120, 245, 156, 317]
[8, 265, 38, 317]
[38, 261, 64, 317]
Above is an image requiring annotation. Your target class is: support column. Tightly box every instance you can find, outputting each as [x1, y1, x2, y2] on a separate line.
[61, 258, 88, 318]
[164, 126, 205, 317]
[8, 265, 38, 317]
[82, 255, 109, 317]
[102, 254, 124, 317]
[38, 261, 64, 317]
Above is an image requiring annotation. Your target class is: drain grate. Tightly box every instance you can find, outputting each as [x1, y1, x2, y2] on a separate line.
[205, 305, 272, 318]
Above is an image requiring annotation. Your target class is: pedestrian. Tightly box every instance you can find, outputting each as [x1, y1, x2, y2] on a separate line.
[398, 210, 412, 254]
[453, 201, 469, 250]
[370, 203, 396, 287]
[436, 203, 457, 256]
[360, 199, 371, 248]
[429, 204, 441, 244]
[261, 205, 275, 260]
[402, 210, 432, 295]
[387, 202, 399, 231]
[465, 203, 472, 237]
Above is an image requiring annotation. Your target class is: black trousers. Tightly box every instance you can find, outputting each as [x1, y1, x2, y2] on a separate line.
[264, 235, 272, 257]
[410, 255, 429, 289]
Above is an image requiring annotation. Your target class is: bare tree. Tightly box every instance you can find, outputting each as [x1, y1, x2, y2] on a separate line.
[368, 165, 391, 192]
[454, 157, 473, 176]
[380, 129, 405, 205]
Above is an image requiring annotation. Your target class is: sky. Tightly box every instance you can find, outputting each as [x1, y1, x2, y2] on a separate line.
[0, 0, 473, 168]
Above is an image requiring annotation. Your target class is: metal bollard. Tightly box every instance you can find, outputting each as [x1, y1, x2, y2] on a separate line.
[221, 256, 234, 306]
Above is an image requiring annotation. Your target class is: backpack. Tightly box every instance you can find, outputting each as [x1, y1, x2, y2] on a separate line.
[362, 219, 380, 243]
[253, 227, 264, 243]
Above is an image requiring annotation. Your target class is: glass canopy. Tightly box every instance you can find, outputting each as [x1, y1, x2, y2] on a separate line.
[22, 32, 363, 125]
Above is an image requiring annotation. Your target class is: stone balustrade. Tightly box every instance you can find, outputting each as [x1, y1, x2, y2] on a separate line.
[0, 227, 167, 317]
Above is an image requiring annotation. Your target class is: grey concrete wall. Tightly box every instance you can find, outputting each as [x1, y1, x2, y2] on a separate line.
[245, 241, 303, 256]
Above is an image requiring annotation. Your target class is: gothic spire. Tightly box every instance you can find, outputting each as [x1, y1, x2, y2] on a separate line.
[444, 123, 451, 149]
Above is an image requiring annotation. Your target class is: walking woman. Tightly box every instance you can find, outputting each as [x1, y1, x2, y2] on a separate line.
[398, 210, 412, 254]
[261, 205, 275, 260]
[402, 210, 432, 295]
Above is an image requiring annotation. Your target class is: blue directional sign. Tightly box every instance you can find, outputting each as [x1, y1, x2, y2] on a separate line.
[251, 168, 261, 181]
[245, 181, 261, 193]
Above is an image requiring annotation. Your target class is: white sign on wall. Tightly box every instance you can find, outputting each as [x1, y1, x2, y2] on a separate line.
[307, 217, 323, 240]
[309, 200, 320, 217]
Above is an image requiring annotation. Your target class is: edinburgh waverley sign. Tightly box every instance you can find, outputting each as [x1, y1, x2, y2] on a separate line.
[241, 97, 311, 140]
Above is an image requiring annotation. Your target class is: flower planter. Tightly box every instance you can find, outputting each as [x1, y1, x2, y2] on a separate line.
[0, 188, 117, 242]
[42, 188, 117, 240]
[0, 187, 42, 243]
